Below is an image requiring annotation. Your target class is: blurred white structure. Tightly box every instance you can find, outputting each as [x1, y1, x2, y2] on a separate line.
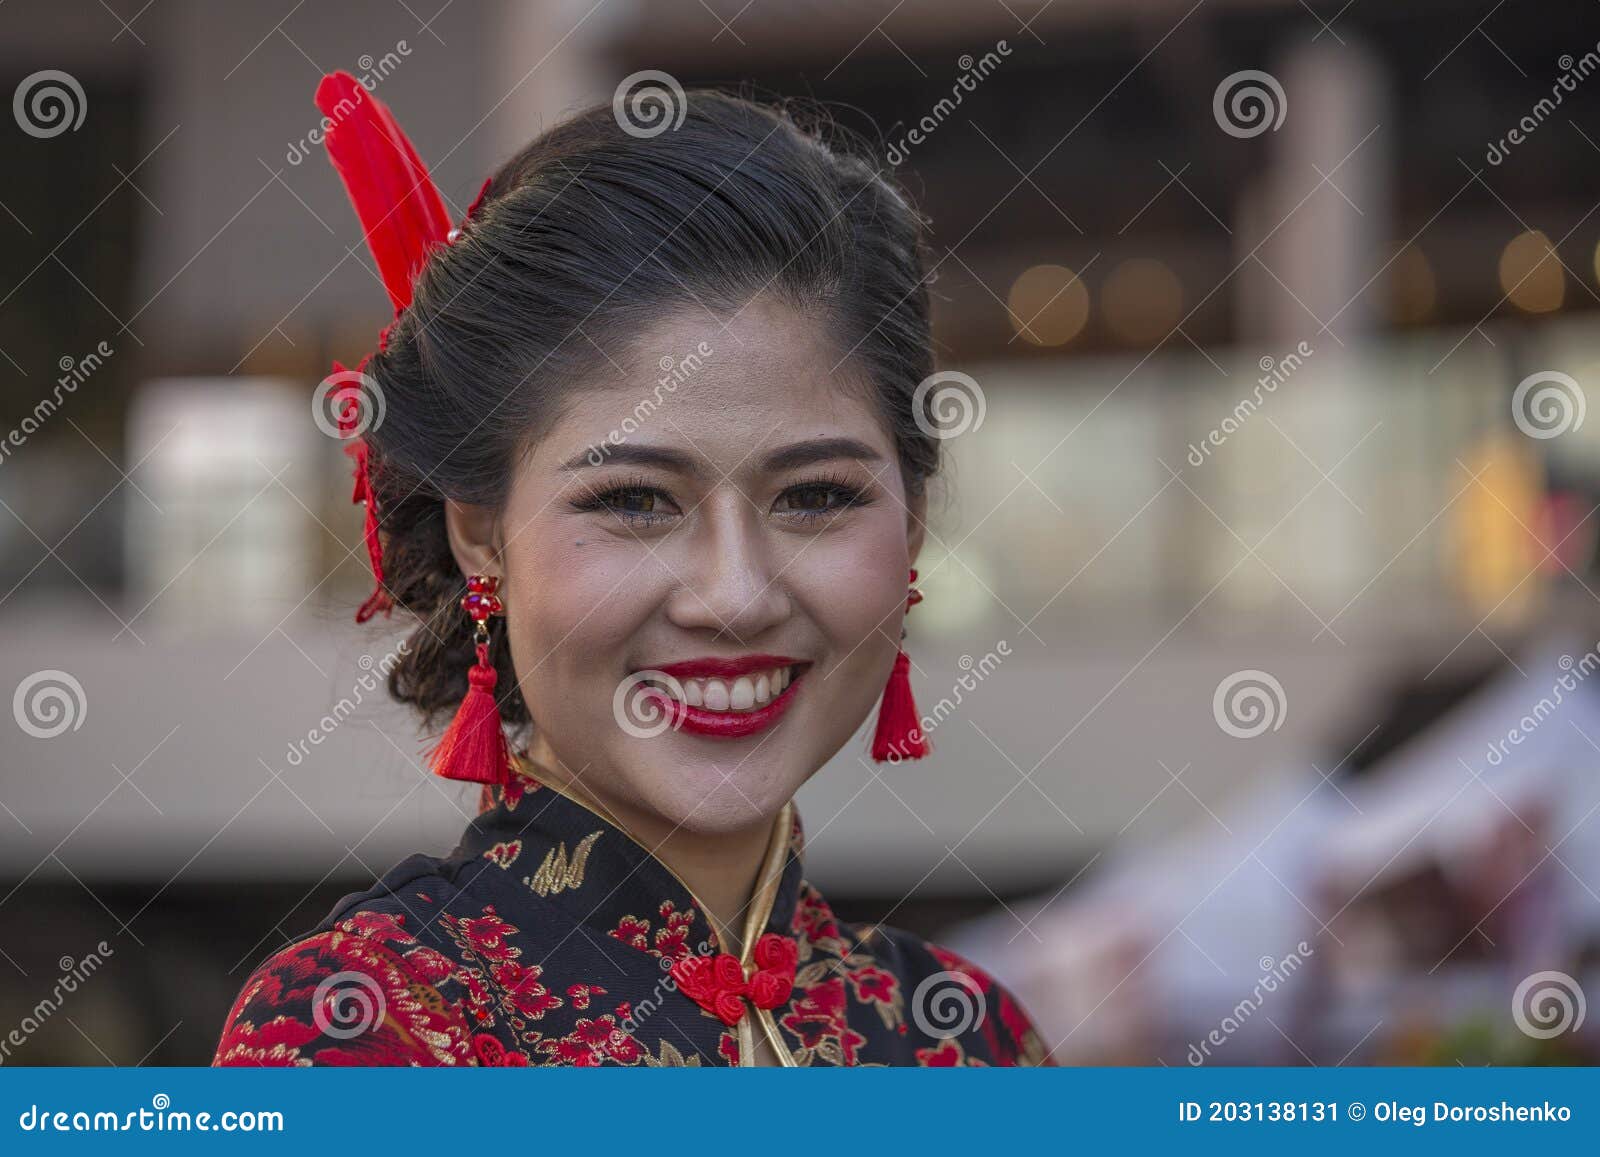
[126, 378, 321, 629]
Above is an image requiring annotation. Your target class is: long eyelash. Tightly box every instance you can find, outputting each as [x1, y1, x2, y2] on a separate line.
[570, 474, 673, 520]
[780, 471, 873, 519]
[569, 471, 872, 523]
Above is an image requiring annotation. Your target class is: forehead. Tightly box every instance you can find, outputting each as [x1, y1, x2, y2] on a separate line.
[533, 296, 894, 469]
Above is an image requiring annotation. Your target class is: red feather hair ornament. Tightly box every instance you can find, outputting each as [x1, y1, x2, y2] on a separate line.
[315, 71, 504, 783]
[314, 71, 491, 622]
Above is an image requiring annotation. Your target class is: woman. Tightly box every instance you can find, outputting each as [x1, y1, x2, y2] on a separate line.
[213, 74, 1049, 1067]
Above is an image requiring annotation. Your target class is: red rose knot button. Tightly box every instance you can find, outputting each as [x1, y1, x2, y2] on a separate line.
[669, 932, 798, 1026]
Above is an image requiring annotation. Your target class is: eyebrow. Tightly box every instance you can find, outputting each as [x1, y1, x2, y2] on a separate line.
[561, 436, 884, 474]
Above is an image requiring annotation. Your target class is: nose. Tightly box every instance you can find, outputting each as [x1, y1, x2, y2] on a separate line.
[663, 491, 792, 643]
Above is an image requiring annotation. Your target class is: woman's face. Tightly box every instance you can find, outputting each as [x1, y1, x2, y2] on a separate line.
[451, 295, 925, 838]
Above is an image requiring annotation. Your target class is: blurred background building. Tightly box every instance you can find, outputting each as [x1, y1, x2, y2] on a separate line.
[4, 0, 1600, 1064]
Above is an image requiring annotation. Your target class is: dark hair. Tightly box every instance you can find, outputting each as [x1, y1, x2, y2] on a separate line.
[365, 91, 939, 732]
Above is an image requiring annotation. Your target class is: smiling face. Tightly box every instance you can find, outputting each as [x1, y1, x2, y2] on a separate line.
[445, 295, 926, 840]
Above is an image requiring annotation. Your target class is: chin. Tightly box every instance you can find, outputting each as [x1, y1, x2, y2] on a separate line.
[633, 744, 803, 834]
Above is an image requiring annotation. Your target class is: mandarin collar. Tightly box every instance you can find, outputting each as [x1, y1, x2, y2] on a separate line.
[451, 753, 807, 964]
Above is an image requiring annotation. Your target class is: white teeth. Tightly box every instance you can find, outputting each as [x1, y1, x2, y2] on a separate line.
[654, 666, 798, 713]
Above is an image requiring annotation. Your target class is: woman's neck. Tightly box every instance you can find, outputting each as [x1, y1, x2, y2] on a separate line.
[517, 738, 777, 959]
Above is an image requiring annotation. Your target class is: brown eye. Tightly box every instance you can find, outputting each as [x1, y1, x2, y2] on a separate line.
[784, 485, 832, 513]
[610, 488, 656, 514]
[571, 481, 678, 525]
[775, 480, 868, 520]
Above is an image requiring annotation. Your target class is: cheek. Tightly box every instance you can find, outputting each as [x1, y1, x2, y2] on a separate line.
[789, 507, 912, 669]
[499, 522, 649, 699]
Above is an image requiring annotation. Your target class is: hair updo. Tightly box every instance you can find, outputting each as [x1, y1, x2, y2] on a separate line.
[363, 91, 939, 733]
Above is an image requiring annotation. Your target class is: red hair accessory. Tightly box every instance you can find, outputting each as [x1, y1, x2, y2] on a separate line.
[315, 71, 451, 314]
[870, 568, 929, 761]
[333, 358, 391, 623]
[314, 71, 493, 623]
[427, 575, 511, 785]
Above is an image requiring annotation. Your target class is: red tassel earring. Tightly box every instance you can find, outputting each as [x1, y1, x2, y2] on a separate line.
[871, 568, 929, 762]
[427, 575, 512, 785]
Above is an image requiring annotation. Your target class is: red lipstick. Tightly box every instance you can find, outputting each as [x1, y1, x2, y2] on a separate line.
[639, 656, 806, 739]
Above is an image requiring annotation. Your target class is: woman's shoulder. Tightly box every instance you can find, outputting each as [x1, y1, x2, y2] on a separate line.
[796, 884, 1052, 1066]
[212, 855, 487, 1067]
[212, 921, 477, 1066]
[859, 923, 1052, 1066]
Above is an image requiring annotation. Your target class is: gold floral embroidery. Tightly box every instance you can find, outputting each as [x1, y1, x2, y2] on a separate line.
[525, 831, 602, 897]
[641, 1039, 703, 1067]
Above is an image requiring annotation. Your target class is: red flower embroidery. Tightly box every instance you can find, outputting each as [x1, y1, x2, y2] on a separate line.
[472, 1033, 530, 1066]
[781, 977, 867, 1063]
[214, 1014, 321, 1066]
[490, 959, 561, 1019]
[457, 908, 519, 963]
[537, 1015, 642, 1066]
[847, 964, 898, 1007]
[402, 945, 456, 985]
[609, 903, 698, 962]
[566, 983, 606, 1010]
[483, 839, 521, 869]
[654, 900, 695, 961]
[339, 910, 413, 947]
[791, 883, 842, 945]
[539, 1035, 602, 1066]
[916, 1039, 965, 1066]
[611, 915, 651, 952]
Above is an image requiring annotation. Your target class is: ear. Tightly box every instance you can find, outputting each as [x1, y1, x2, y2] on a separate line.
[905, 484, 927, 571]
[443, 499, 501, 581]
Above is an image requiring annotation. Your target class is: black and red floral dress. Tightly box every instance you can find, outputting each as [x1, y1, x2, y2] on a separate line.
[213, 755, 1051, 1067]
